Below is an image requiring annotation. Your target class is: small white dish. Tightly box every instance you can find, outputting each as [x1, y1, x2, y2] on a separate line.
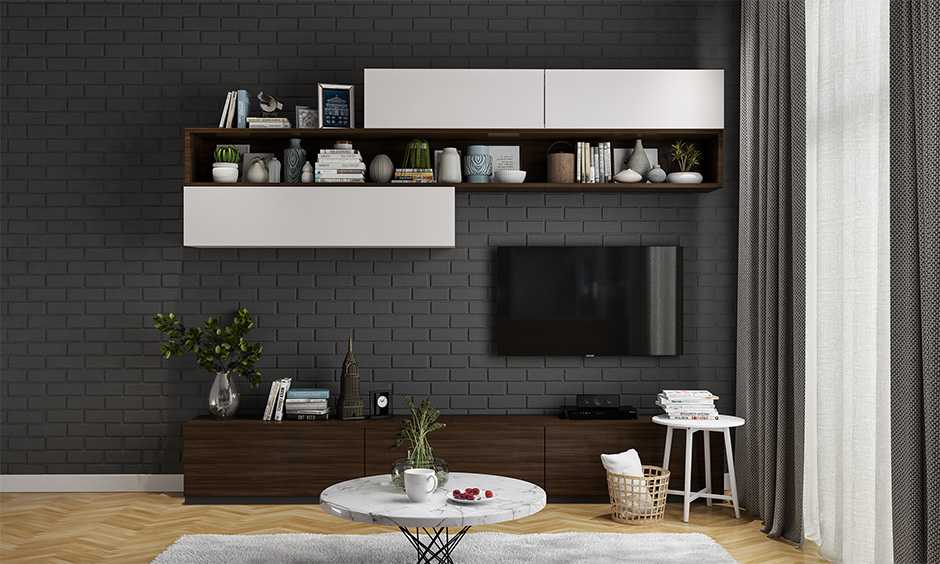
[447, 491, 498, 504]
[493, 170, 526, 183]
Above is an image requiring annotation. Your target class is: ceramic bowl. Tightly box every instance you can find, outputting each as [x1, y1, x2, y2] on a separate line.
[493, 170, 526, 183]
[212, 162, 239, 183]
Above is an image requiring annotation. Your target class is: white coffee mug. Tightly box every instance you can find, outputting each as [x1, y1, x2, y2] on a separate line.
[404, 468, 438, 502]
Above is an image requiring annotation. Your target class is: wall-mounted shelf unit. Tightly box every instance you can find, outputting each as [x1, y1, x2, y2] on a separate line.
[184, 128, 723, 193]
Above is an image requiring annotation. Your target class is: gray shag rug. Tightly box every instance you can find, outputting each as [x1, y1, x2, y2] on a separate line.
[150, 531, 738, 564]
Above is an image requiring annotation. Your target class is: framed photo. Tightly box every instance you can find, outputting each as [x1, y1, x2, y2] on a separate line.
[318, 84, 354, 129]
[295, 105, 319, 129]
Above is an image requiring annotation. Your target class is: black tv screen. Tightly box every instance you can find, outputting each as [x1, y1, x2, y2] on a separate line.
[496, 246, 683, 356]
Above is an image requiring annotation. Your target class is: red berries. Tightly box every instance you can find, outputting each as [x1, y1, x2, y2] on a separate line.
[451, 486, 494, 501]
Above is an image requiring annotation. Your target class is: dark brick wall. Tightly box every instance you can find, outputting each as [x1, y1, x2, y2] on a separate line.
[0, 1, 740, 474]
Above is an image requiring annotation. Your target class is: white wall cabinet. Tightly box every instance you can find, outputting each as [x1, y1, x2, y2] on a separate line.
[364, 69, 545, 129]
[183, 186, 455, 248]
[544, 70, 724, 129]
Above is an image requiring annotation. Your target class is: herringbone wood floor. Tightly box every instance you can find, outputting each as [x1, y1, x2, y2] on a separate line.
[0, 492, 825, 564]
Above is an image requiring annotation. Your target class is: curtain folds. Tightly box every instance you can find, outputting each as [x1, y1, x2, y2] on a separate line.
[889, 2, 940, 563]
[803, 0, 893, 562]
[735, 0, 805, 544]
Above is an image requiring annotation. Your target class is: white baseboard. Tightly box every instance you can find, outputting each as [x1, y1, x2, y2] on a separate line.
[0, 474, 184, 493]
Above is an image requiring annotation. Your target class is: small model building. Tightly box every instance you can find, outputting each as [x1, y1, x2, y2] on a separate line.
[338, 337, 365, 420]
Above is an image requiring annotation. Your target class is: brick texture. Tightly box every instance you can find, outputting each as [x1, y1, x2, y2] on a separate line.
[0, 0, 741, 474]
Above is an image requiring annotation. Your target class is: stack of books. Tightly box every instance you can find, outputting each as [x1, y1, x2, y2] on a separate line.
[656, 390, 719, 420]
[263, 377, 291, 421]
[315, 144, 365, 183]
[247, 117, 291, 129]
[218, 90, 250, 128]
[284, 388, 331, 420]
[576, 141, 613, 183]
[391, 168, 435, 183]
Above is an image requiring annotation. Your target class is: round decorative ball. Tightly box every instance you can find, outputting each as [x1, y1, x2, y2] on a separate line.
[369, 154, 394, 183]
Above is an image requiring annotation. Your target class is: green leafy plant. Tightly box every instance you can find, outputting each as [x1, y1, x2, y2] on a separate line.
[389, 396, 446, 467]
[213, 145, 240, 163]
[668, 140, 702, 172]
[154, 309, 263, 388]
[401, 138, 432, 170]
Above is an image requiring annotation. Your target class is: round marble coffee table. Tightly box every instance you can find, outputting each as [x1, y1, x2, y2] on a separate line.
[320, 472, 546, 564]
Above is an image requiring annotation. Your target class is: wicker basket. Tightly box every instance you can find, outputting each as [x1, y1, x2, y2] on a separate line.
[606, 465, 670, 525]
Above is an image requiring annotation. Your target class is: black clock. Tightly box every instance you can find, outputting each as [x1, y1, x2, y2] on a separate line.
[371, 391, 391, 419]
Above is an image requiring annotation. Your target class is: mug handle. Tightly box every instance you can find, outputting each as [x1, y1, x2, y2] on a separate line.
[425, 473, 438, 493]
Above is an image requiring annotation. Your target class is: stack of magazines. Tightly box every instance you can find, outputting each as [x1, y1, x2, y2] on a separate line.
[656, 390, 719, 420]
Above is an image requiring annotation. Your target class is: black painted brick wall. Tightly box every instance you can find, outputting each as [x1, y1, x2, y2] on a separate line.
[0, 0, 741, 474]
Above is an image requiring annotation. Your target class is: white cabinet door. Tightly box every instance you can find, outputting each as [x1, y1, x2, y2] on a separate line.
[544, 70, 724, 129]
[365, 69, 545, 129]
[183, 186, 455, 248]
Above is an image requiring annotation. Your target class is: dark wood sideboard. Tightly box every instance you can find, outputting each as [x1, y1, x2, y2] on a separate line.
[183, 414, 725, 502]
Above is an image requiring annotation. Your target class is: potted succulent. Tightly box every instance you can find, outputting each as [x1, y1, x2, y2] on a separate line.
[154, 308, 263, 418]
[665, 140, 703, 184]
[389, 396, 449, 490]
[212, 145, 240, 183]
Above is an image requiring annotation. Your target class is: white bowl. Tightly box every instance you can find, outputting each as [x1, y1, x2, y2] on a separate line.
[493, 170, 526, 183]
[212, 162, 239, 183]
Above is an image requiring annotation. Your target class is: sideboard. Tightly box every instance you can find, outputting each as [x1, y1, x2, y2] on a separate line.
[183, 414, 725, 503]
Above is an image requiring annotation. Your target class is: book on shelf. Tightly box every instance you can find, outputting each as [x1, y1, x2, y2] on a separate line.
[657, 401, 717, 410]
[315, 162, 366, 170]
[319, 149, 361, 155]
[273, 377, 292, 421]
[246, 117, 290, 123]
[284, 408, 330, 415]
[218, 91, 234, 128]
[390, 179, 436, 183]
[285, 388, 329, 399]
[316, 169, 365, 174]
[248, 122, 291, 128]
[225, 92, 237, 128]
[661, 390, 718, 399]
[262, 379, 281, 421]
[284, 413, 329, 421]
[285, 400, 328, 409]
[236, 89, 249, 128]
[316, 178, 365, 183]
[285, 397, 328, 404]
[666, 413, 720, 420]
[656, 393, 715, 406]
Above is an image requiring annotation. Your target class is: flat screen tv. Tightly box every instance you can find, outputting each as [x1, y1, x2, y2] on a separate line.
[496, 246, 683, 356]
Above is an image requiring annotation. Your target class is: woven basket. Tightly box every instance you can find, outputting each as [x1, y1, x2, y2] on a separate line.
[546, 141, 575, 183]
[606, 465, 670, 525]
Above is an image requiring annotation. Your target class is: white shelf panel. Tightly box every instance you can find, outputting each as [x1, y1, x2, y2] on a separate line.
[545, 69, 724, 129]
[365, 68, 545, 129]
[183, 186, 455, 248]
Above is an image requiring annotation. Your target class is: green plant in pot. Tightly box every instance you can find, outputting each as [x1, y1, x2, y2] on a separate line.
[389, 396, 449, 490]
[212, 145, 240, 183]
[154, 308, 263, 419]
[666, 140, 704, 184]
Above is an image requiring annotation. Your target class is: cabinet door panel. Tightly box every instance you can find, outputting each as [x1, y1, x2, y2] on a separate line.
[365, 69, 545, 129]
[545, 70, 724, 129]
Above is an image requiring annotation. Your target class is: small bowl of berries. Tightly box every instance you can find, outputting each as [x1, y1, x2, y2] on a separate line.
[447, 487, 497, 504]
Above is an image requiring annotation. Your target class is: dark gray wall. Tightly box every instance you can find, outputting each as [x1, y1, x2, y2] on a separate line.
[0, 1, 740, 474]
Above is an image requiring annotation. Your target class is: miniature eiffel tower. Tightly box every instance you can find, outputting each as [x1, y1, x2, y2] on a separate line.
[338, 336, 365, 420]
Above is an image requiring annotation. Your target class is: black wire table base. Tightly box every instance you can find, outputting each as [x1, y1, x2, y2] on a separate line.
[398, 525, 471, 564]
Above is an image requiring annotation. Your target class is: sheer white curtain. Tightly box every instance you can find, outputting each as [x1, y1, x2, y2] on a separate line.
[804, 0, 892, 562]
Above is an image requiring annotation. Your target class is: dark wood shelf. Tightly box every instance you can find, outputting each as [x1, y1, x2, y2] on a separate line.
[185, 127, 723, 192]
[184, 181, 720, 193]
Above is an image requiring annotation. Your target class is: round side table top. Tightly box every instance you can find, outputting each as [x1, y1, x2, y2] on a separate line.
[320, 472, 546, 529]
[652, 414, 745, 429]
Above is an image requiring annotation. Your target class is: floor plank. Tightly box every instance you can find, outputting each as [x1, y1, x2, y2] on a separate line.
[0, 492, 825, 563]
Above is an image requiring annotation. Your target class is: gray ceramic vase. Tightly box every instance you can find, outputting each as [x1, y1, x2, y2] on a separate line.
[284, 138, 306, 183]
[369, 154, 394, 183]
[626, 139, 651, 181]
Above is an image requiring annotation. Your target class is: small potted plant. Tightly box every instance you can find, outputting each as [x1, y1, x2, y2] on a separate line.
[389, 396, 449, 490]
[666, 140, 703, 184]
[212, 145, 240, 183]
[154, 308, 263, 418]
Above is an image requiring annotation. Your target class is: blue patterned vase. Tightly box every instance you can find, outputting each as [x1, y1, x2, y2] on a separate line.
[463, 145, 492, 183]
[284, 138, 306, 184]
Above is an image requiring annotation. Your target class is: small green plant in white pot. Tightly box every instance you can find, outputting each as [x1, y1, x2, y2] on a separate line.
[212, 145, 240, 183]
[666, 140, 703, 184]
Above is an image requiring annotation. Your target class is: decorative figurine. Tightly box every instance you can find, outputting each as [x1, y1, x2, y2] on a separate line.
[257, 91, 283, 116]
[338, 337, 365, 420]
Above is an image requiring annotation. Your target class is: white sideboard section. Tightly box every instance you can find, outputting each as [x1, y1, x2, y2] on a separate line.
[364, 69, 545, 129]
[544, 70, 724, 129]
[183, 186, 455, 248]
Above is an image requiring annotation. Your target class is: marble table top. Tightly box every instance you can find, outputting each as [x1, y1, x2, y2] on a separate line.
[320, 472, 546, 529]
[652, 414, 745, 429]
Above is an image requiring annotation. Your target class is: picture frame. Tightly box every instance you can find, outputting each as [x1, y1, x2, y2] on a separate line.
[318, 84, 355, 129]
[295, 105, 319, 129]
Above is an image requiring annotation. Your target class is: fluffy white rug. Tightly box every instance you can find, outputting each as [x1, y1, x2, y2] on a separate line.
[150, 531, 738, 564]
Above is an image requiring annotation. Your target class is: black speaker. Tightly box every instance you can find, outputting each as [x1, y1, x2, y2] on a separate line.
[576, 394, 620, 409]
[371, 391, 391, 419]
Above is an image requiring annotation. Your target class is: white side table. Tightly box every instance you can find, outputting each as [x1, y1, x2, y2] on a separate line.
[652, 414, 745, 523]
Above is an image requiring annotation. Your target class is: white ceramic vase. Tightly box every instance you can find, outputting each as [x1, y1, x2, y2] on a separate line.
[666, 171, 703, 184]
[438, 147, 462, 183]
[212, 162, 238, 183]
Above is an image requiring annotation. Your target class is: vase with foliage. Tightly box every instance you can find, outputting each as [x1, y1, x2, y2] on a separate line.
[665, 140, 704, 183]
[154, 308, 263, 418]
[389, 396, 449, 490]
[212, 145, 240, 183]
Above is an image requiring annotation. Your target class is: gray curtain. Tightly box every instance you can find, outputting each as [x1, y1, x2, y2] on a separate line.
[735, 0, 805, 544]
[890, 2, 940, 563]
